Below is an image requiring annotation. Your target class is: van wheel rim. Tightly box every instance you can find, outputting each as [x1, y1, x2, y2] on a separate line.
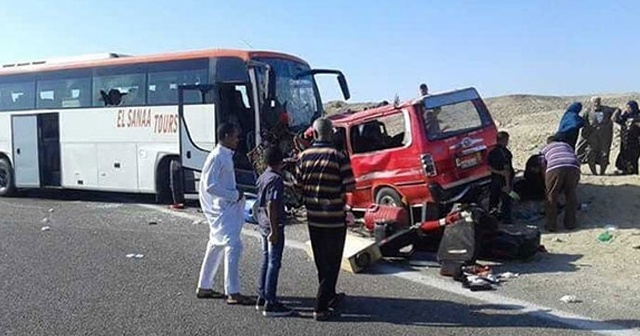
[379, 195, 399, 207]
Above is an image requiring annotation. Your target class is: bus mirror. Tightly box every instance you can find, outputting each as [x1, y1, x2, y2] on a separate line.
[337, 74, 350, 100]
[298, 69, 351, 101]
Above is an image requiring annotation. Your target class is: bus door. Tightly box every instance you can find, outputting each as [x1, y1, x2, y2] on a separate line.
[38, 113, 61, 187]
[177, 84, 258, 194]
[11, 115, 41, 188]
[177, 84, 215, 173]
[178, 64, 272, 195]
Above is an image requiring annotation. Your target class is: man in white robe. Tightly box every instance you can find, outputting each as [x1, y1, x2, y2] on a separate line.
[196, 123, 254, 305]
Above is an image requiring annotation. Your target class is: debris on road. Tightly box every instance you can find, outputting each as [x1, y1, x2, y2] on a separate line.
[560, 295, 581, 303]
[497, 272, 520, 279]
[598, 230, 614, 243]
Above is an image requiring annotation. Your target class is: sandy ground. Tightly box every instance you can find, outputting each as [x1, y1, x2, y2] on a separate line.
[487, 101, 640, 312]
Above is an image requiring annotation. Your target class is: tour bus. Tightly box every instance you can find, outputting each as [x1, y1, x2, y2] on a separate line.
[0, 49, 349, 203]
[325, 87, 498, 226]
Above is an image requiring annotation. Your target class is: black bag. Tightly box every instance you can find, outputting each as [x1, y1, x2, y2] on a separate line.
[437, 204, 496, 276]
[479, 225, 541, 261]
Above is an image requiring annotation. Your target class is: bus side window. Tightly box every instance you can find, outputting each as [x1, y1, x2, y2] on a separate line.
[37, 70, 92, 109]
[0, 76, 36, 111]
[147, 59, 209, 105]
[93, 66, 146, 107]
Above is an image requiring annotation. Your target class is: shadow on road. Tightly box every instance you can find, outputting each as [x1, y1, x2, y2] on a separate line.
[279, 295, 640, 331]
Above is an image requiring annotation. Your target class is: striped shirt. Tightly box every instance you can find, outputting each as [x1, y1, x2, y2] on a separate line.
[540, 141, 580, 173]
[295, 142, 356, 228]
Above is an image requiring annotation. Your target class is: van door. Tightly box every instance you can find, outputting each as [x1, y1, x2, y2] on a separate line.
[11, 115, 41, 188]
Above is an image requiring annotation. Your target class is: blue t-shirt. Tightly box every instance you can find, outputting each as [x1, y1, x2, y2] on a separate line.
[256, 167, 286, 227]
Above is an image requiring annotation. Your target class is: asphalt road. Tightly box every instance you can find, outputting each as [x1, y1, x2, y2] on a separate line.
[0, 190, 636, 336]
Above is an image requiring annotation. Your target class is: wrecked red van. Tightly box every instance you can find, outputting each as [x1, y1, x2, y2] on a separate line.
[327, 87, 498, 225]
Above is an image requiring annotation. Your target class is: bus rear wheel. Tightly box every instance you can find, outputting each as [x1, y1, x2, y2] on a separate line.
[0, 158, 16, 197]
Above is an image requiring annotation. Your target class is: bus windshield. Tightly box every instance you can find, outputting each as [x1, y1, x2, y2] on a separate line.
[254, 58, 322, 130]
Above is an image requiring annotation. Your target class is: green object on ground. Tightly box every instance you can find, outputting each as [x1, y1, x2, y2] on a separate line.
[598, 230, 613, 243]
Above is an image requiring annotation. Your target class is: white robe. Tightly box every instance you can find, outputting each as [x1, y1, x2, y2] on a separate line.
[197, 144, 245, 294]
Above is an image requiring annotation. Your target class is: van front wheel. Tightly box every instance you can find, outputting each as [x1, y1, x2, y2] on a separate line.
[375, 187, 403, 207]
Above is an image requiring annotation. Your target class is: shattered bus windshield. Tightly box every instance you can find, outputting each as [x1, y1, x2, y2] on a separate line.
[255, 58, 321, 129]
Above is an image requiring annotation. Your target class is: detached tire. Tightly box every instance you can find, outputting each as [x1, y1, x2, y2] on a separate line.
[375, 187, 403, 207]
[0, 158, 16, 197]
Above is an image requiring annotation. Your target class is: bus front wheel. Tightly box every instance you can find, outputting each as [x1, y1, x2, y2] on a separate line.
[155, 156, 184, 205]
[0, 157, 16, 197]
[169, 158, 185, 205]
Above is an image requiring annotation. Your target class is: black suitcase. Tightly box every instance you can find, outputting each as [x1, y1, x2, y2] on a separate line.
[479, 225, 541, 261]
[437, 204, 495, 276]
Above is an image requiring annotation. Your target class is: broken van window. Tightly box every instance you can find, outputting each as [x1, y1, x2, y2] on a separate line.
[350, 112, 410, 154]
[422, 100, 484, 140]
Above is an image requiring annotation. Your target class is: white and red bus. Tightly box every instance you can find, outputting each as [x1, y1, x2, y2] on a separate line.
[0, 49, 349, 203]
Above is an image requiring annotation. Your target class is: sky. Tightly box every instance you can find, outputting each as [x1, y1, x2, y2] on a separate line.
[1, 0, 639, 103]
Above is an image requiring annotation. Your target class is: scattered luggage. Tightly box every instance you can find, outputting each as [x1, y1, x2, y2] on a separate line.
[436, 204, 495, 276]
[479, 224, 541, 261]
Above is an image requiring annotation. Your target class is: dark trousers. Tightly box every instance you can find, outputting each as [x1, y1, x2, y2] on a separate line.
[489, 177, 512, 223]
[308, 225, 347, 312]
[545, 167, 580, 231]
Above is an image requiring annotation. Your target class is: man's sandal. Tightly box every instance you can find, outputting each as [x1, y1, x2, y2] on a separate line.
[226, 294, 256, 305]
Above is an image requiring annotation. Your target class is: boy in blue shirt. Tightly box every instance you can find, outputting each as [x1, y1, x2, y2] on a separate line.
[255, 146, 294, 317]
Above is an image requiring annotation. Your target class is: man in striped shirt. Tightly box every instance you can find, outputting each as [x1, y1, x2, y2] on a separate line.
[540, 134, 581, 232]
[295, 117, 355, 321]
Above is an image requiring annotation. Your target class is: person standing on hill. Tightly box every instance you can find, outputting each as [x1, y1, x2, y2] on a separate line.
[556, 102, 585, 149]
[576, 96, 616, 175]
[613, 100, 640, 175]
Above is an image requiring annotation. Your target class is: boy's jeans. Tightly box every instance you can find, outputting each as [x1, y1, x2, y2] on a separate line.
[257, 225, 285, 304]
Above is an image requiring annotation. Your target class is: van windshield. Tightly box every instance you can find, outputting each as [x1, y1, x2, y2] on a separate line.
[421, 99, 492, 141]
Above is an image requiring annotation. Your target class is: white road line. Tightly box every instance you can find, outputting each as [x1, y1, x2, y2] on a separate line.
[138, 203, 639, 335]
